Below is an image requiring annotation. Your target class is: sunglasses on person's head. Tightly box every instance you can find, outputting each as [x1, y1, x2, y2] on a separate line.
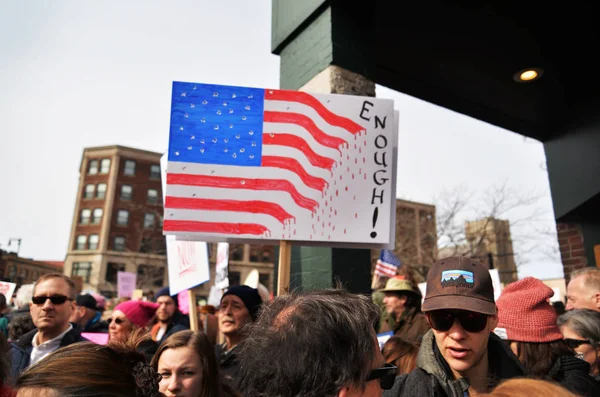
[427, 309, 490, 333]
[564, 338, 592, 349]
[31, 295, 73, 305]
[366, 363, 397, 390]
[109, 317, 126, 325]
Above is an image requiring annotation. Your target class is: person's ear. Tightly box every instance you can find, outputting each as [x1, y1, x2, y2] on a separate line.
[489, 310, 499, 329]
[593, 293, 600, 310]
[338, 386, 349, 397]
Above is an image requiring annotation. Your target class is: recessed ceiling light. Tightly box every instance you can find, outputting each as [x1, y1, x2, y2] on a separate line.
[514, 68, 543, 83]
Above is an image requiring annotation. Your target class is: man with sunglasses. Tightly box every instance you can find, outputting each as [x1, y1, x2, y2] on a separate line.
[9, 273, 86, 382]
[384, 257, 525, 397]
[238, 289, 398, 397]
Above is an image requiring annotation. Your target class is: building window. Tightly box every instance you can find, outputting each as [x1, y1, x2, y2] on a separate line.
[96, 183, 107, 199]
[88, 160, 99, 175]
[106, 262, 125, 283]
[75, 235, 87, 250]
[79, 209, 91, 224]
[117, 210, 129, 226]
[230, 244, 244, 261]
[229, 271, 241, 287]
[88, 234, 99, 250]
[147, 189, 158, 204]
[72, 262, 92, 282]
[114, 236, 126, 251]
[84, 184, 95, 199]
[150, 164, 161, 179]
[124, 160, 136, 176]
[143, 213, 155, 229]
[250, 249, 259, 262]
[140, 237, 152, 253]
[137, 265, 165, 287]
[92, 208, 103, 224]
[121, 185, 132, 200]
[100, 158, 111, 174]
[259, 273, 270, 288]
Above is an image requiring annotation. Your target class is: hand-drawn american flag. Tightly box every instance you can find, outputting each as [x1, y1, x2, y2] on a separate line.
[375, 249, 401, 278]
[164, 82, 366, 239]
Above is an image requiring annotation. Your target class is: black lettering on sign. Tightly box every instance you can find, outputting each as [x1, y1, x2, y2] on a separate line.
[360, 100, 374, 121]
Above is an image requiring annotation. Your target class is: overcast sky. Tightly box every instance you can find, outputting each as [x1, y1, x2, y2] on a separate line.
[0, 0, 563, 279]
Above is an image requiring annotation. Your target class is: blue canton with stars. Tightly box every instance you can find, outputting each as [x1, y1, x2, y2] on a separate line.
[169, 81, 265, 166]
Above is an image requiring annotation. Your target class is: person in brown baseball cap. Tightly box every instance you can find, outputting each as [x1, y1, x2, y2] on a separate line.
[383, 256, 525, 397]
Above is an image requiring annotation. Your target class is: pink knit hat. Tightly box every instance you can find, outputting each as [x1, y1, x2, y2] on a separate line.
[495, 277, 563, 342]
[115, 300, 159, 328]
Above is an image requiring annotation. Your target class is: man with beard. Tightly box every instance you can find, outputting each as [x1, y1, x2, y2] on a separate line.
[216, 285, 262, 390]
[151, 287, 190, 346]
[9, 273, 86, 382]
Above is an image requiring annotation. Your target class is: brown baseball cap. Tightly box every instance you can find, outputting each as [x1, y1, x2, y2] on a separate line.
[422, 256, 496, 315]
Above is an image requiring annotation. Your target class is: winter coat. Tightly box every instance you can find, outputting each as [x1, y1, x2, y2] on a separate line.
[548, 355, 600, 397]
[384, 330, 525, 397]
[393, 308, 430, 346]
[215, 343, 241, 391]
[150, 311, 190, 346]
[8, 325, 86, 384]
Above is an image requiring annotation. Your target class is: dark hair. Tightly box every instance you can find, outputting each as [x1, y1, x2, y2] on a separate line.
[512, 340, 575, 377]
[151, 330, 227, 397]
[0, 293, 6, 310]
[34, 273, 77, 300]
[8, 313, 35, 341]
[0, 333, 9, 386]
[552, 301, 566, 315]
[382, 336, 418, 375]
[238, 288, 380, 397]
[16, 329, 161, 396]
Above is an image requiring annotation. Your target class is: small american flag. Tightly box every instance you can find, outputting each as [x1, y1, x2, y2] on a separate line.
[164, 82, 367, 240]
[375, 249, 401, 278]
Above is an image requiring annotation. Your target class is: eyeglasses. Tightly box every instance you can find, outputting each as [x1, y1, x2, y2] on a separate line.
[109, 318, 126, 325]
[564, 338, 592, 349]
[366, 363, 397, 390]
[32, 295, 73, 305]
[427, 310, 489, 333]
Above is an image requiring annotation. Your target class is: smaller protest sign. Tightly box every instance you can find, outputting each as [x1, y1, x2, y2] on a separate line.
[215, 243, 229, 290]
[117, 272, 137, 298]
[377, 331, 394, 350]
[0, 281, 17, 302]
[82, 333, 109, 345]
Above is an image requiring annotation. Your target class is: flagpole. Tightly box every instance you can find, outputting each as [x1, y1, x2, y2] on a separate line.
[277, 240, 292, 296]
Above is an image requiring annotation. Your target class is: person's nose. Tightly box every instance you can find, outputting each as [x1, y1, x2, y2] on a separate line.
[41, 298, 54, 310]
[167, 374, 181, 392]
[447, 318, 467, 341]
[565, 301, 574, 311]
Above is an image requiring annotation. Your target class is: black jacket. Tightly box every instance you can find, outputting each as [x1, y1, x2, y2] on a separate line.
[215, 343, 241, 391]
[384, 330, 525, 397]
[9, 325, 87, 384]
[548, 355, 600, 397]
[154, 311, 190, 346]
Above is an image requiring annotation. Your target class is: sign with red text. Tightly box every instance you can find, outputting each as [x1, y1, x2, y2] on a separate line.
[0, 281, 16, 302]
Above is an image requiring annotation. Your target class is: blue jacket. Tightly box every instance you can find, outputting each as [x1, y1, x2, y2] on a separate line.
[9, 324, 86, 384]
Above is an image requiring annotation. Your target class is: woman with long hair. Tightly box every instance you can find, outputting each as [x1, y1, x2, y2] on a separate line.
[151, 330, 240, 397]
[496, 277, 600, 396]
[14, 331, 162, 397]
[109, 300, 159, 362]
[381, 336, 418, 375]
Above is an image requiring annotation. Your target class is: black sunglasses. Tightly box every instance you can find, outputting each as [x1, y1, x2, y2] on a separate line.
[366, 363, 397, 390]
[427, 310, 489, 333]
[32, 295, 73, 305]
[564, 338, 592, 349]
[109, 318, 126, 325]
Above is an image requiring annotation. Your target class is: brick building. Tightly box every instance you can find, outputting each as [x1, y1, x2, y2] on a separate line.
[63, 146, 167, 296]
[1, 250, 63, 286]
[372, 199, 437, 282]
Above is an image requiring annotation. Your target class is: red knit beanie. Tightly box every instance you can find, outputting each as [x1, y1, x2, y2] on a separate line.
[115, 300, 159, 328]
[495, 277, 563, 342]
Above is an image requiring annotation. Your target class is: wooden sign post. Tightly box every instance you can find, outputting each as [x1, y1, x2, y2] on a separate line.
[277, 240, 292, 296]
[188, 289, 199, 331]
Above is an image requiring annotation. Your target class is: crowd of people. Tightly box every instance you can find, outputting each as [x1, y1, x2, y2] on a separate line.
[0, 256, 599, 397]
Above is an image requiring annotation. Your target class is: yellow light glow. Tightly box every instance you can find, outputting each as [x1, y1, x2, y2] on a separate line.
[519, 70, 538, 81]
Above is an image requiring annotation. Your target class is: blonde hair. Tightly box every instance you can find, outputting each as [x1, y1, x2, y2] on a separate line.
[480, 378, 579, 397]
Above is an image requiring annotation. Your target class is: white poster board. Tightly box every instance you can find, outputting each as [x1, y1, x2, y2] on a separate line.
[214, 242, 230, 289]
[0, 281, 17, 302]
[488, 269, 502, 301]
[163, 82, 397, 248]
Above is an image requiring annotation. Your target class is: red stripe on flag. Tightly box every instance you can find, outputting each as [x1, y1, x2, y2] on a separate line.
[265, 90, 365, 134]
[167, 173, 318, 211]
[165, 196, 294, 224]
[262, 133, 335, 170]
[261, 156, 327, 192]
[163, 220, 268, 235]
[264, 111, 347, 150]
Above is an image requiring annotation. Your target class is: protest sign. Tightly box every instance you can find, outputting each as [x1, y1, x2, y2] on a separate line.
[117, 271, 137, 298]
